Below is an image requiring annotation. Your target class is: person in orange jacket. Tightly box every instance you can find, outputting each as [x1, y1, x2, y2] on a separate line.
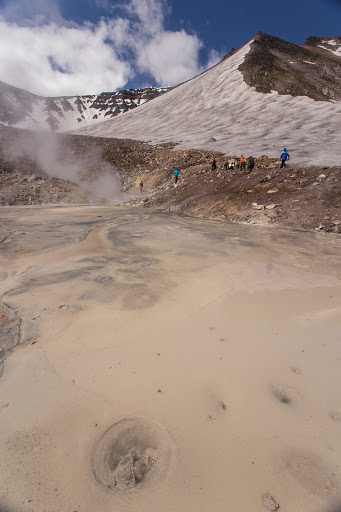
[240, 155, 246, 171]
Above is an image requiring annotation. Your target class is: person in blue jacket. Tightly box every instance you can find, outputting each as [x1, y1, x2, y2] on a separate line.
[174, 169, 179, 183]
[280, 148, 290, 168]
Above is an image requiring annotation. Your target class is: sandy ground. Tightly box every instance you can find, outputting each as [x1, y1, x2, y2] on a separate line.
[0, 205, 341, 512]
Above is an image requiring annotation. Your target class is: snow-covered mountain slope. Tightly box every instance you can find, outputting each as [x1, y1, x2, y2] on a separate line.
[0, 81, 170, 132]
[78, 33, 341, 166]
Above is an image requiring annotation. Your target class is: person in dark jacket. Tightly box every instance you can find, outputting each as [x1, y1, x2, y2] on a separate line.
[247, 156, 255, 172]
[224, 161, 228, 170]
[139, 180, 143, 192]
[211, 159, 217, 171]
[280, 148, 290, 168]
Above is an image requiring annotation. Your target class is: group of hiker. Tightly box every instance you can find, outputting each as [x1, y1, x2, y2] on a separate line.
[171, 148, 289, 184]
[211, 155, 255, 173]
[139, 148, 290, 189]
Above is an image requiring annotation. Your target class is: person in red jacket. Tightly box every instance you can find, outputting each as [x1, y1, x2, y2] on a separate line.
[240, 155, 246, 171]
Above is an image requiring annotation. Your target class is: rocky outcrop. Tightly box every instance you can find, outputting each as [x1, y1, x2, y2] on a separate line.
[239, 32, 341, 101]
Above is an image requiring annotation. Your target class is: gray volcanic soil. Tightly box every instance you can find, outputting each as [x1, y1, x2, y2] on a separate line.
[0, 205, 341, 512]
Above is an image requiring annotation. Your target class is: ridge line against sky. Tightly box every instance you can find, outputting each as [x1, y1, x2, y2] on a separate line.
[0, 0, 340, 97]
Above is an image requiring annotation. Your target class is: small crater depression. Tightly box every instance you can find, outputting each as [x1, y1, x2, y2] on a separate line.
[289, 365, 302, 375]
[328, 410, 341, 423]
[92, 419, 173, 492]
[272, 384, 300, 405]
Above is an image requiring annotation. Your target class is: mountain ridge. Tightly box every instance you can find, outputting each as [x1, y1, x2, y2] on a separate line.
[1, 32, 341, 165]
[239, 32, 341, 101]
[76, 32, 341, 166]
[0, 81, 170, 132]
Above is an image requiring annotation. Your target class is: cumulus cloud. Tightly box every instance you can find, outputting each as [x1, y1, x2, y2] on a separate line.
[0, 19, 132, 96]
[127, 0, 165, 35]
[0, 0, 221, 96]
[138, 30, 203, 86]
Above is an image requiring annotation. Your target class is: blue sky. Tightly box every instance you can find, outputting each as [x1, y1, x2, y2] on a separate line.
[56, 0, 341, 57]
[0, 0, 340, 96]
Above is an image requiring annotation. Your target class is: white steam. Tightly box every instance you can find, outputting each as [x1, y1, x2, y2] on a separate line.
[4, 130, 121, 203]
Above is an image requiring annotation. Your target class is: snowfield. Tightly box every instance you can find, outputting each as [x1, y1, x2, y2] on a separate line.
[77, 41, 341, 166]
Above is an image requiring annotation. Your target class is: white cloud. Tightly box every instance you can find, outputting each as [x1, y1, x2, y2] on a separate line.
[95, 0, 111, 8]
[0, 19, 132, 96]
[0, 0, 61, 23]
[128, 0, 205, 86]
[206, 49, 224, 69]
[0, 0, 221, 96]
[128, 0, 165, 35]
[137, 30, 203, 86]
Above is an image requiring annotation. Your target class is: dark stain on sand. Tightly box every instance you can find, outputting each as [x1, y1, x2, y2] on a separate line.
[285, 452, 339, 496]
[0, 301, 21, 370]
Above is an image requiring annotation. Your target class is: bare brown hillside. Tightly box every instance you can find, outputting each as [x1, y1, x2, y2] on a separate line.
[0, 127, 340, 234]
[124, 155, 341, 234]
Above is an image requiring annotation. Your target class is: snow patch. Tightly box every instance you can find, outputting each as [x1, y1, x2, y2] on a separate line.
[318, 43, 341, 57]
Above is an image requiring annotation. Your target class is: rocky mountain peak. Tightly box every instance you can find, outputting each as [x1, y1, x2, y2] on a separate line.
[238, 31, 341, 101]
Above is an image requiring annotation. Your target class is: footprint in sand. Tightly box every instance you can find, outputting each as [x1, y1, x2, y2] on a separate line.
[207, 400, 228, 421]
[219, 400, 227, 411]
[271, 384, 302, 406]
[59, 304, 75, 311]
[289, 364, 302, 375]
[328, 410, 341, 423]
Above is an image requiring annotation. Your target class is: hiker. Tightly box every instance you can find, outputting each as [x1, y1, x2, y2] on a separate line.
[174, 169, 179, 183]
[139, 180, 143, 192]
[280, 148, 290, 168]
[240, 155, 246, 171]
[224, 161, 228, 170]
[247, 156, 255, 172]
[211, 159, 217, 171]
